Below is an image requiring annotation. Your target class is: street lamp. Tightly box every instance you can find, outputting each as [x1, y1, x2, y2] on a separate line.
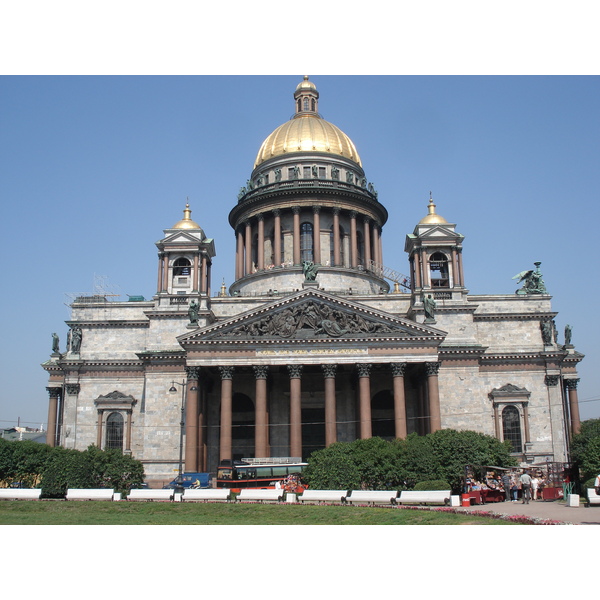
[169, 380, 197, 496]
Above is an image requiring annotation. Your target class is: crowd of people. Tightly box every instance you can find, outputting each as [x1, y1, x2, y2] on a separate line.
[466, 470, 547, 503]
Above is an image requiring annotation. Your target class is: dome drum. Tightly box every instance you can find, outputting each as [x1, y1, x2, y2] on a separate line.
[229, 265, 389, 297]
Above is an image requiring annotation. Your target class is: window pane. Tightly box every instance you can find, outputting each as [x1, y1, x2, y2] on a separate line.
[106, 412, 124, 450]
[502, 406, 522, 453]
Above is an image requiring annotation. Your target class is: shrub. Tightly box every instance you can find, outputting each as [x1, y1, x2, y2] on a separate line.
[413, 480, 451, 490]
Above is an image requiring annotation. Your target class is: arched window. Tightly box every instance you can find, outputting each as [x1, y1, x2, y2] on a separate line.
[173, 257, 191, 276]
[300, 222, 313, 262]
[502, 405, 522, 453]
[429, 252, 449, 288]
[105, 412, 124, 450]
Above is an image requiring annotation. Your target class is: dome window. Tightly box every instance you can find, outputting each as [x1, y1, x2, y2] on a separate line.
[300, 222, 313, 262]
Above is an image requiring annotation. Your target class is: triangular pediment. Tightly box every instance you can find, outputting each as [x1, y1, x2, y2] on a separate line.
[417, 225, 461, 239]
[178, 289, 446, 345]
[157, 230, 204, 245]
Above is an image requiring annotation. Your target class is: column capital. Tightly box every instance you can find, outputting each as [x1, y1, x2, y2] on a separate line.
[65, 383, 80, 395]
[46, 387, 61, 399]
[356, 363, 372, 377]
[565, 378, 580, 390]
[321, 364, 337, 378]
[333, 207, 341, 216]
[292, 206, 301, 215]
[312, 205, 321, 214]
[219, 366, 235, 380]
[288, 364, 303, 379]
[391, 363, 407, 377]
[349, 210, 357, 219]
[186, 366, 201, 380]
[253, 365, 269, 380]
[545, 375, 560, 387]
[257, 213, 264, 222]
[425, 362, 440, 376]
[272, 208, 281, 217]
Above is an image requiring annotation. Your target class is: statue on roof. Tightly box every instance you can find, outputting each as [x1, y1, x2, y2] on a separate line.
[51, 332, 60, 354]
[513, 262, 547, 295]
[188, 299, 199, 326]
[564, 324, 573, 346]
[302, 260, 318, 282]
[423, 294, 437, 323]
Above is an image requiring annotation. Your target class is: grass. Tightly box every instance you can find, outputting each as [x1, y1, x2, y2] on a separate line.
[0, 500, 520, 525]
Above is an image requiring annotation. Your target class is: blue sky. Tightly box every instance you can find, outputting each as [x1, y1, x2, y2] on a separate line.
[1, 74, 599, 429]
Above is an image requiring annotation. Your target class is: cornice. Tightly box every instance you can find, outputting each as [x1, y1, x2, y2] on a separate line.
[473, 312, 557, 322]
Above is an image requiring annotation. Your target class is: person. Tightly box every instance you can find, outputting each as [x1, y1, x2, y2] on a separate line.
[511, 476, 519, 502]
[531, 475, 539, 501]
[520, 471, 532, 504]
[501, 472, 511, 502]
[594, 472, 600, 496]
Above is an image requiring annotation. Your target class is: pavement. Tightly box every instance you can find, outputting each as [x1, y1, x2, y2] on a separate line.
[456, 496, 600, 524]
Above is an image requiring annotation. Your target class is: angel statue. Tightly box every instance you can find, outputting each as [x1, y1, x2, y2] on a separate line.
[513, 261, 547, 295]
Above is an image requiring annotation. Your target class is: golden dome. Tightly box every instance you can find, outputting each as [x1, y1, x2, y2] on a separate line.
[173, 203, 202, 229]
[254, 77, 362, 168]
[418, 197, 448, 225]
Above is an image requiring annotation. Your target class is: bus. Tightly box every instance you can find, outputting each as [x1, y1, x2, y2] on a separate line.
[216, 457, 308, 493]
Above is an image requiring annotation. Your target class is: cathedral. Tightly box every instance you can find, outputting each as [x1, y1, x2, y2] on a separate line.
[42, 77, 583, 486]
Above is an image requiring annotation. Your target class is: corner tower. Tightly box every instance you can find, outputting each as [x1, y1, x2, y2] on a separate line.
[155, 203, 216, 321]
[228, 77, 389, 296]
[404, 196, 466, 302]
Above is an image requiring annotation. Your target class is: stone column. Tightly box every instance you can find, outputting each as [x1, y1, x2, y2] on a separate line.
[333, 208, 341, 266]
[421, 250, 430, 287]
[192, 254, 200, 293]
[245, 220, 252, 275]
[372, 223, 380, 265]
[292, 207, 301, 265]
[125, 410, 133, 453]
[312, 206, 321, 265]
[200, 255, 207, 294]
[185, 367, 200, 472]
[565, 378, 582, 436]
[391, 363, 407, 439]
[458, 251, 464, 287]
[413, 251, 422, 289]
[350, 211, 358, 268]
[257, 214, 265, 271]
[322, 364, 337, 446]
[363, 218, 371, 267]
[426, 362, 441, 432]
[356, 363, 372, 439]
[378, 226, 383, 266]
[236, 229, 244, 279]
[219, 366, 234, 462]
[273, 209, 281, 267]
[254, 366, 269, 458]
[157, 252, 164, 294]
[162, 253, 169, 292]
[97, 411, 104, 448]
[288, 365, 303, 458]
[46, 387, 60, 447]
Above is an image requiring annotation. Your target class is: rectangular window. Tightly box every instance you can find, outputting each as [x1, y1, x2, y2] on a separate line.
[303, 166, 311, 179]
[318, 166, 326, 178]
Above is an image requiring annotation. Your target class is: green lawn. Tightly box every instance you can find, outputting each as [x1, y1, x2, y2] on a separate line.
[0, 500, 519, 525]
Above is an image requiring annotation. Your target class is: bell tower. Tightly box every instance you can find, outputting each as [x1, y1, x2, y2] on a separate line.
[404, 195, 466, 301]
[155, 203, 216, 316]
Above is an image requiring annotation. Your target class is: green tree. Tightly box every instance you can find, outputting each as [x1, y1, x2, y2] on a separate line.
[40, 445, 145, 498]
[571, 419, 600, 482]
[303, 430, 516, 493]
[0, 438, 53, 487]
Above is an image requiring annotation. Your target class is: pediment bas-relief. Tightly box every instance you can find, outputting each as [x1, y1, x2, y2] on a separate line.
[202, 298, 433, 341]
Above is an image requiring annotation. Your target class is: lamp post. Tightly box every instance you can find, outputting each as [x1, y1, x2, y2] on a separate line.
[169, 380, 197, 496]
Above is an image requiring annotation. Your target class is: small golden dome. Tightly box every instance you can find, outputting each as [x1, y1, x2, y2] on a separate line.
[254, 76, 361, 168]
[173, 203, 201, 229]
[295, 75, 317, 92]
[418, 196, 448, 225]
